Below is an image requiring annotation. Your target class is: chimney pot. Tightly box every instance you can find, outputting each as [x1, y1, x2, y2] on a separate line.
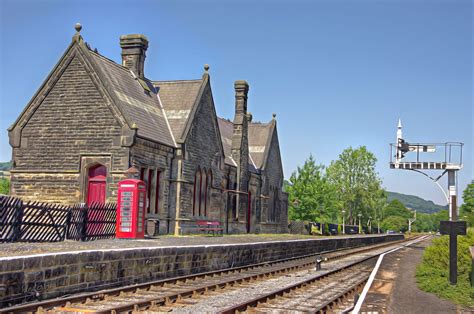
[120, 34, 149, 78]
[234, 80, 249, 92]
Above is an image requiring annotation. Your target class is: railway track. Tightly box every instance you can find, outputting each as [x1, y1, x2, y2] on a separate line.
[1, 236, 419, 314]
[219, 255, 375, 314]
[224, 261, 373, 313]
[220, 234, 430, 314]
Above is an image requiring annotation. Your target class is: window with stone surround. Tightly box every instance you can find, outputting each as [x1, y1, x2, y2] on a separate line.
[200, 168, 206, 216]
[140, 167, 161, 215]
[193, 167, 201, 216]
[231, 181, 237, 220]
[147, 169, 154, 214]
[154, 171, 161, 215]
[268, 186, 278, 222]
[193, 167, 213, 217]
[204, 170, 212, 217]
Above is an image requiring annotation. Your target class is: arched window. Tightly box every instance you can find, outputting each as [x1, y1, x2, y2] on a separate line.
[155, 170, 161, 214]
[193, 167, 201, 216]
[268, 186, 278, 222]
[200, 168, 206, 216]
[204, 170, 212, 216]
[232, 181, 237, 220]
[147, 169, 154, 214]
[273, 188, 279, 222]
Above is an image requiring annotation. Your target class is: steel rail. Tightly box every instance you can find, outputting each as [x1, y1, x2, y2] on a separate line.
[220, 235, 425, 314]
[1, 236, 408, 314]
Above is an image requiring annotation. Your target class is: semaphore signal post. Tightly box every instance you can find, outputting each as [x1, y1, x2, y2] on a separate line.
[389, 119, 466, 285]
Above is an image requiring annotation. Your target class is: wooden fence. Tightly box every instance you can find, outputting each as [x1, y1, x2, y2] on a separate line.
[0, 196, 117, 242]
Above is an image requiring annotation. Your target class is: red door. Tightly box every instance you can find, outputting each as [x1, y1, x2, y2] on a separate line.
[87, 165, 107, 206]
[87, 165, 107, 235]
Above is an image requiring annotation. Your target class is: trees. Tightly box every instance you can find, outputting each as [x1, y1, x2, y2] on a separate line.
[384, 199, 412, 219]
[286, 155, 338, 222]
[412, 213, 436, 232]
[381, 216, 407, 233]
[460, 181, 474, 226]
[326, 146, 384, 225]
[0, 178, 10, 195]
[380, 199, 414, 232]
[287, 147, 385, 228]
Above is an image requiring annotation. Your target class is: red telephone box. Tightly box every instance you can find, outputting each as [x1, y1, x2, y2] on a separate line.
[116, 179, 147, 239]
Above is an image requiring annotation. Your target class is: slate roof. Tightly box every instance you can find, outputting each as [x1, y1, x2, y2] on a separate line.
[217, 118, 237, 166]
[89, 51, 176, 147]
[249, 122, 273, 169]
[152, 80, 203, 141]
[217, 117, 272, 171]
[86, 45, 273, 169]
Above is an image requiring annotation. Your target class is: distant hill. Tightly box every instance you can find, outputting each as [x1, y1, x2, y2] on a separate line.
[387, 191, 448, 214]
[0, 162, 12, 171]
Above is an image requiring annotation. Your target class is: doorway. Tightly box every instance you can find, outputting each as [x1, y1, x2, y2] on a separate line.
[87, 164, 107, 206]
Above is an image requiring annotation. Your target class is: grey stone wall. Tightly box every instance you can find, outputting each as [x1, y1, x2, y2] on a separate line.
[131, 137, 174, 234]
[0, 234, 403, 307]
[180, 81, 224, 229]
[7, 47, 288, 234]
[10, 56, 129, 204]
[261, 125, 286, 232]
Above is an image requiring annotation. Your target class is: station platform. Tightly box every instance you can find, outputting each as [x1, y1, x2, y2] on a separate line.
[0, 233, 392, 258]
[360, 236, 464, 313]
[0, 233, 403, 307]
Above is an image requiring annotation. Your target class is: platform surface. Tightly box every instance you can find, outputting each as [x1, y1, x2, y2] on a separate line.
[361, 237, 466, 313]
[0, 233, 392, 258]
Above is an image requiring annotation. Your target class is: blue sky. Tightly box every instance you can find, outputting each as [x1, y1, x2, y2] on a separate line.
[0, 0, 472, 205]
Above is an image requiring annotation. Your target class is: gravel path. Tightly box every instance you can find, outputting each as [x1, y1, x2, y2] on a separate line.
[0, 234, 389, 257]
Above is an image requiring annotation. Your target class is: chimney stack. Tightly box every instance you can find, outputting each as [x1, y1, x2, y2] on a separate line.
[232, 80, 250, 220]
[120, 34, 149, 78]
[232, 80, 249, 161]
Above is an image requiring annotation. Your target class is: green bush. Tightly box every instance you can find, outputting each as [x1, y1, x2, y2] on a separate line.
[416, 231, 474, 307]
[0, 178, 9, 195]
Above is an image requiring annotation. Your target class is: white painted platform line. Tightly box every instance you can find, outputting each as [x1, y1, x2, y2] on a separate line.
[352, 235, 431, 314]
[0, 234, 393, 261]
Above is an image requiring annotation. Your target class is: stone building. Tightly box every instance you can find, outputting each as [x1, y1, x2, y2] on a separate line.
[7, 25, 288, 234]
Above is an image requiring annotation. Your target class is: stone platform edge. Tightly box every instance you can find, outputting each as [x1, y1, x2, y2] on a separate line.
[0, 234, 404, 307]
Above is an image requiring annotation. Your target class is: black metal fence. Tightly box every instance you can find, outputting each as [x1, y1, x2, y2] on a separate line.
[0, 196, 117, 243]
[67, 203, 117, 241]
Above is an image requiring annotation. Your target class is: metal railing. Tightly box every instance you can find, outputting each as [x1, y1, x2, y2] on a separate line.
[0, 195, 117, 242]
[389, 142, 463, 166]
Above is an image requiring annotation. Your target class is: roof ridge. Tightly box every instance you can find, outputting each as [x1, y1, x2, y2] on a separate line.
[89, 50, 129, 72]
[217, 117, 234, 125]
[153, 79, 203, 84]
[250, 122, 271, 126]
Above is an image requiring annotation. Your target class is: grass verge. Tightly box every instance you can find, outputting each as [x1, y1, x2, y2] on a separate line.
[416, 231, 474, 307]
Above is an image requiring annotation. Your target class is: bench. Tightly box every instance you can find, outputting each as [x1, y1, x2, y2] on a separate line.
[196, 220, 223, 236]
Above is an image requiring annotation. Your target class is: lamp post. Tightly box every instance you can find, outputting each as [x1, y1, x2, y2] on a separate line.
[342, 209, 346, 234]
[368, 216, 372, 234]
[358, 213, 362, 234]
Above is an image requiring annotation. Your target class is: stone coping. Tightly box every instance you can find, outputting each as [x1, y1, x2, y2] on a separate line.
[0, 234, 395, 259]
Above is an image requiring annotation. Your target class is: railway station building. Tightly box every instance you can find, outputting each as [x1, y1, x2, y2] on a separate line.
[7, 26, 288, 235]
